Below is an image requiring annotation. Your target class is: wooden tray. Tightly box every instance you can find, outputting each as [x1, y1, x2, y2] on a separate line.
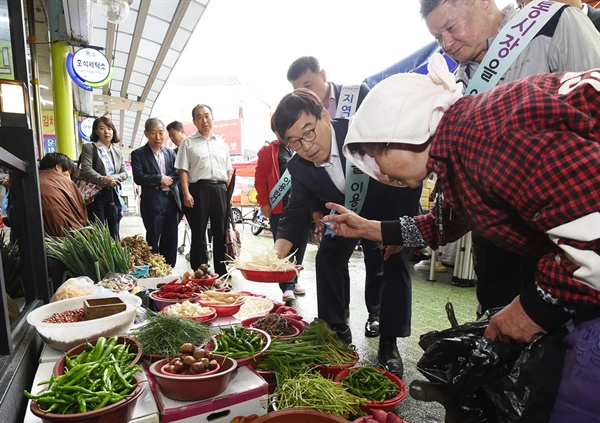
[83, 297, 126, 320]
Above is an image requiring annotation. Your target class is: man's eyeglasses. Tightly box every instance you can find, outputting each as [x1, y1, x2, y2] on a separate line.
[286, 128, 317, 151]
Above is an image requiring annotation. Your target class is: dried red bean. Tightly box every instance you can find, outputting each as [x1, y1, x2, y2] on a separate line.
[42, 307, 85, 323]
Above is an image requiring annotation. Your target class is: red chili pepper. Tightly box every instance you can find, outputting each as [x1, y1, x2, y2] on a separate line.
[154, 291, 194, 299]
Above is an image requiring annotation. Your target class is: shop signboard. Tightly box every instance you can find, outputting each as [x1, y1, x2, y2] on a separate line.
[78, 117, 95, 142]
[66, 48, 113, 91]
[43, 134, 57, 154]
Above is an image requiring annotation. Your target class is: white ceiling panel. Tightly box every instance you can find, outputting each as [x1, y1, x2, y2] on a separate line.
[132, 57, 154, 75]
[142, 16, 169, 43]
[136, 38, 161, 61]
[148, 1, 177, 22]
[170, 29, 192, 52]
[115, 32, 133, 52]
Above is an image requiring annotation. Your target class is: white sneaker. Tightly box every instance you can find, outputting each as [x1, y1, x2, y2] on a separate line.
[414, 260, 448, 273]
[282, 290, 295, 302]
[293, 284, 306, 295]
[414, 259, 432, 271]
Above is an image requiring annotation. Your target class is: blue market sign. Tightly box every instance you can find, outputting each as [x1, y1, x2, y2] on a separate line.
[78, 117, 95, 142]
[66, 48, 113, 91]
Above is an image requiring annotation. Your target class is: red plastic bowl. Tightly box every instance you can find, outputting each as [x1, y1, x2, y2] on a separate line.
[240, 290, 267, 298]
[161, 304, 217, 322]
[188, 274, 219, 286]
[160, 361, 220, 377]
[335, 367, 407, 413]
[237, 266, 303, 283]
[242, 315, 304, 339]
[197, 299, 243, 317]
[150, 290, 198, 311]
[313, 350, 360, 379]
[251, 409, 352, 423]
[206, 327, 271, 367]
[53, 335, 142, 376]
[148, 355, 237, 401]
[30, 374, 144, 423]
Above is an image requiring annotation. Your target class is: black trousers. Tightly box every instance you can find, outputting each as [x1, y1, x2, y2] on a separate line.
[86, 187, 122, 239]
[185, 181, 228, 275]
[473, 235, 538, 314]
[141, 191, 179, 267]
[316, 234, 412, 337]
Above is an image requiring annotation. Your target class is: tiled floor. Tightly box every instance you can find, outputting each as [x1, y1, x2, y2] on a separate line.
[121, 214, 479, 422]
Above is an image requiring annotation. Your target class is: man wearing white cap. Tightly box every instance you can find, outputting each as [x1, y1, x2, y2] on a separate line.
[324, 54, 600, 422]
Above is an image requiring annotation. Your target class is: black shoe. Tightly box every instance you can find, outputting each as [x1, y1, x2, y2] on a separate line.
[365, 313, 380, 337]
[377, 336, 404, 380]
[451, 277, 476, 287]
[333, 324, 352, 345]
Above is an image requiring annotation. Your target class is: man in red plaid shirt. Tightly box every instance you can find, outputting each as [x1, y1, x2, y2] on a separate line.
[324, 54, 600, 420]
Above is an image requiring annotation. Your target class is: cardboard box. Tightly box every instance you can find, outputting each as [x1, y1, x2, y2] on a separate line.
[145, 364, 268, 423]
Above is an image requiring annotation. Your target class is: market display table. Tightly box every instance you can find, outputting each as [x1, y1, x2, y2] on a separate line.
[24, 335, 269, 422]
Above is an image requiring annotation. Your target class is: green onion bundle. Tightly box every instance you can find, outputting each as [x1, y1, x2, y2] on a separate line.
[45, 221, 131, 282]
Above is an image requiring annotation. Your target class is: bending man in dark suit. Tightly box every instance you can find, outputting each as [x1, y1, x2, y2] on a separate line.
[271, 89, 422, 379]
[287, 55, 382, 338]
[132, 117, 182, 267]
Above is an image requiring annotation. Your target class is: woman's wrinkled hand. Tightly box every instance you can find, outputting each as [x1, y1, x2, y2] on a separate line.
[484, 296, 546, 343]
[323, 202, 383, 242]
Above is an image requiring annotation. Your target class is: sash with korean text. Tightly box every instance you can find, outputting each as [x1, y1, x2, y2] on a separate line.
[269, 168, 291, 209]
[466, 0, 563, 94]
[338, 85, 369, 215]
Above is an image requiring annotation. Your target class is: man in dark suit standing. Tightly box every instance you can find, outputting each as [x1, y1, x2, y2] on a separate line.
[286, 56, 384, 339]
[132, 117, 182, 267]
[271, 89, 421, 379]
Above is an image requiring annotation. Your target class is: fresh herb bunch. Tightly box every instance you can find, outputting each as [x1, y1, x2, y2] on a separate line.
[272, 367, 365, 418]
[253, 318, 356, 374]
[340, 366, 400, 402]
[45, 221, 131, 282]
[129, 310, 213, 357]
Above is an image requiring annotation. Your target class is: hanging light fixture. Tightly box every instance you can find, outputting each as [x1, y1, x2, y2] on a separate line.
[96, 0, 131, 25]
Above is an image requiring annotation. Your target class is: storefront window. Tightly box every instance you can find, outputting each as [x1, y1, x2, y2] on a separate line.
[0, 0, 14, 80]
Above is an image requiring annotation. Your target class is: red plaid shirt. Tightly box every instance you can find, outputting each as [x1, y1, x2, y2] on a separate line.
[415, 69, 600, 324]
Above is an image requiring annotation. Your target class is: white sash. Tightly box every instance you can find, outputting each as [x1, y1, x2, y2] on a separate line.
[337, 84, 369, 215]
[466, 0, 563, 94]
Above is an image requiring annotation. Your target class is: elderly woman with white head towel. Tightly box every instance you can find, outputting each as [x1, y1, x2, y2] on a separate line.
[324, 53, 600, 421]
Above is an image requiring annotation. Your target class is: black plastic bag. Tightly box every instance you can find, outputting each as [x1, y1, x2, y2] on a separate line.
[410, 312, 566, 423]
[484, 327, 567, 422]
